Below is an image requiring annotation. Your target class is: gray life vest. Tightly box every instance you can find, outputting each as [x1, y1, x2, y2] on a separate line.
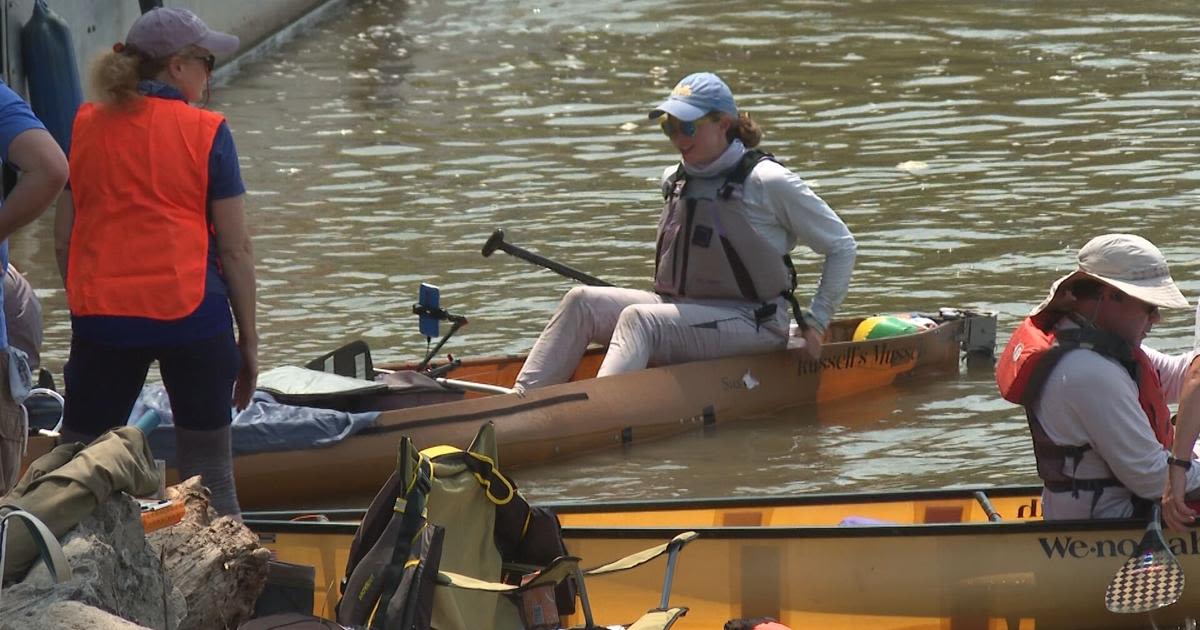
[653, 150, 796, 304]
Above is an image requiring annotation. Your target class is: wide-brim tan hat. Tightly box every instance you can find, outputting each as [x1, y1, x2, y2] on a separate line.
[1031, 233, 1190, 316]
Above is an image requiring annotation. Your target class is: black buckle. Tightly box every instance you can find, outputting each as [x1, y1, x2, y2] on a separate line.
[753, 303, 777, 330]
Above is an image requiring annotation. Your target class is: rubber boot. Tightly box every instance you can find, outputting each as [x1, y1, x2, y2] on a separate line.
[175, 425, 242, 520]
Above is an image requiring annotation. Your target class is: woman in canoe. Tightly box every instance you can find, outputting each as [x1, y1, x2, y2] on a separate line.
[514, 72, 856, 392]
[54, 8, 257, 517]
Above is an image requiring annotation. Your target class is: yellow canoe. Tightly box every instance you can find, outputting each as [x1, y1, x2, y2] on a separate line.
[24, 309, 996, 510]
[245, 485, 1191, 630]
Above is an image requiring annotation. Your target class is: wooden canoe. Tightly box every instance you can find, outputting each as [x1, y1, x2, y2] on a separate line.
[245, 485, 1195, 630]
[23, 309, 996, 509]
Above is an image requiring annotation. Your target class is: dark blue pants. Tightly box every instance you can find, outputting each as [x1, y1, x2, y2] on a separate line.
[62, 331, 240, 438]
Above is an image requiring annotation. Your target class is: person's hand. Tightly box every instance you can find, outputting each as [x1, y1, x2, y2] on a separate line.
[1163, 465, 1196, 533]
[233, 334, 258, 411]
[802, 327, 823, 361]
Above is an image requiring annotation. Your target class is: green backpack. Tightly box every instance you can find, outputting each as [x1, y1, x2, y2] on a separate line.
[336, 422, 573, 630]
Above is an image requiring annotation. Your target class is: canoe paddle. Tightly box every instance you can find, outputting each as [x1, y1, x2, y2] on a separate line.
[481, 228, 613, 287]
[1104, 504, 1185, 614]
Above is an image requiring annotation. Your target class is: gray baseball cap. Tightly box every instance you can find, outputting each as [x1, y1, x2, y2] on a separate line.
[125, 8, 239, 58]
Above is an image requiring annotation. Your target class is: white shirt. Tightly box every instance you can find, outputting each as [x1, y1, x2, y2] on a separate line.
[1035, 330, 1200, 519]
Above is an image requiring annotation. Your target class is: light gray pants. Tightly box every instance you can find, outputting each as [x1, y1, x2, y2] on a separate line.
[514, 286, 789, 391]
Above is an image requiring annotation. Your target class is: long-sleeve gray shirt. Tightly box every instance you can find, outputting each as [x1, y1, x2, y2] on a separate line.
[661, 143, 857, 331]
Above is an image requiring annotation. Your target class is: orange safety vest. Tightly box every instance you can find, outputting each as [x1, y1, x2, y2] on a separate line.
[67, 97, 222, 320]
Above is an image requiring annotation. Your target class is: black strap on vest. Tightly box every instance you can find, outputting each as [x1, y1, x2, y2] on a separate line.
[1023, 322, 1144, 514]
[663, 149, 810, 332]
[370, 461, 434, 627]
[1021, 325, 1139, 405]
[663, 149, 775, 207]
[337, 442, 434, 627]
[719, 149, 773, 198]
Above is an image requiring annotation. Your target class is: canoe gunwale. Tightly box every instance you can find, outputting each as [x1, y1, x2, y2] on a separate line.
[242, 483, 1167, 541]
[244, 509, 1164, 540]
[243, 483, 1043, 521]
[359, 392, 591, 434]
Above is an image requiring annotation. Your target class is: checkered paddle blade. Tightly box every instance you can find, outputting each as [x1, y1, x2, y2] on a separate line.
[1105, 514, 1185, 614]
[1105, 547, 1184, 613]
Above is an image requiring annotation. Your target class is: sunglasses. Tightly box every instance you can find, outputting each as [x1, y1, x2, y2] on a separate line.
[1111, 291, 1159, 317]
[659, 115, 713, 138]
[188, 53, 216, 73]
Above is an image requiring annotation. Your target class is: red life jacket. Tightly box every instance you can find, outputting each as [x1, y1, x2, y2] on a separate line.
[998, 316, 1172, 447]
[997, 315, 1173, 499]
[66, 97, 223, 320]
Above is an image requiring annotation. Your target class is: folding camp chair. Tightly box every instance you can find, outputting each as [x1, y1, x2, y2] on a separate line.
[0, 507, 72, 603]
[440, 529, 697, 630]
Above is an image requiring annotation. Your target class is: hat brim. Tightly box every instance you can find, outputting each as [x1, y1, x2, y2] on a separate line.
[647, 98, 708, 122]
[1031, 269, 1191, 317]
[196, 30, 239, 56]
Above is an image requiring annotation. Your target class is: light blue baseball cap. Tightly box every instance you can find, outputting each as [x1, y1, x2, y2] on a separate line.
[648, 72, 738, 121]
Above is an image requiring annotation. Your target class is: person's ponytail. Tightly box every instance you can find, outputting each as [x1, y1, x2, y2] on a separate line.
[728, 111, 762, 148]
[88, 44, 166, 108]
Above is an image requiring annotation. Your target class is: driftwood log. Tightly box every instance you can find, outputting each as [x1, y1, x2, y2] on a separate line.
[1, 476, 269, 630]
[148, 476, 272, 630]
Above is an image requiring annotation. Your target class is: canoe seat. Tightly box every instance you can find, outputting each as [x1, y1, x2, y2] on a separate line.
[922, 504, 965, 524]
[305, 339, 373, 380]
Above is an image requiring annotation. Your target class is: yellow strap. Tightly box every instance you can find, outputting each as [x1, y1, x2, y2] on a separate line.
[410, 522, 428, 545]
[463, 451, 515, 505]
[399, 442, 433, 498]
[421, 444, 460, 459]
[420, 445, 517, 506]
[365, 596, 382, 626]
[520, 508, 532, 540]
[395, 458, 433, 515]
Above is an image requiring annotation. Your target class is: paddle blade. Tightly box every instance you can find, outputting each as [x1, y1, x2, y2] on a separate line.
[1104, 523, 1185, 613]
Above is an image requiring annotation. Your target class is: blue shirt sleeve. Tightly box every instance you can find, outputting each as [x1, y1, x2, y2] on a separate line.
[0, 82, 47, 165]
[208, 121, 245, 201]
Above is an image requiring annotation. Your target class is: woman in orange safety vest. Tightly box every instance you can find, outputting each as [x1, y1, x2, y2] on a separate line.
[54, 8, 256, 518]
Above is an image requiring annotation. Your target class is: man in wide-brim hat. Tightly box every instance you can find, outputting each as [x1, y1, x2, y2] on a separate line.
[997, 233, 1200, 520]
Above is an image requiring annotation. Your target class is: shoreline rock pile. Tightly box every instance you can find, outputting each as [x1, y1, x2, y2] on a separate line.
[0, 477, 270, 630]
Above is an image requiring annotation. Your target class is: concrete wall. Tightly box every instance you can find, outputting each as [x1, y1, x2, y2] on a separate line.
[3, 0, 332, 97]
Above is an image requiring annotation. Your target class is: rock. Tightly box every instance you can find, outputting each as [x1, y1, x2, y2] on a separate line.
[12, 601, 155, 629]
[0, 493, 185, 629]
[1, 476, 270, 630]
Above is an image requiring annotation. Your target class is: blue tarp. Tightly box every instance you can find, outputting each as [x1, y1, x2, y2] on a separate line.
[127, 384, 380, 466]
